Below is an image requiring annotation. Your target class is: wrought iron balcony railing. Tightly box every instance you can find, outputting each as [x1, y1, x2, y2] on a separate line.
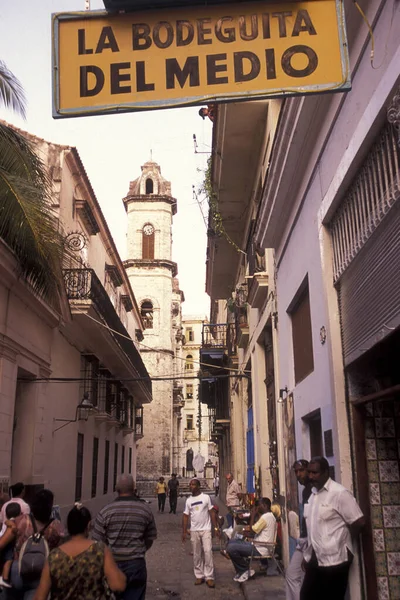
[63, 268, 151, 394]
[201, 323, 236, 350]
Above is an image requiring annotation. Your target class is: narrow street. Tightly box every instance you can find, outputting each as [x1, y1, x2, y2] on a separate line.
[145, 496, 243, 600]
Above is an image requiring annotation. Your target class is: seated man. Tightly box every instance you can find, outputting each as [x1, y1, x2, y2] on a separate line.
[226, 497, 277, 583]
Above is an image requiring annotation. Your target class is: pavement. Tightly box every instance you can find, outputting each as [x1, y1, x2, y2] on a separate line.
[144, 495, 286, 600]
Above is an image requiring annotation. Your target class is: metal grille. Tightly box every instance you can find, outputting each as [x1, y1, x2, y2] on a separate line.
[330, 122, 400, 282]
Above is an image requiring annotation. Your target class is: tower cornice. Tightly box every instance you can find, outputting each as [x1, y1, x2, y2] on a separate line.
[123, 194, 177, 215]
[124, 258, 178, 277]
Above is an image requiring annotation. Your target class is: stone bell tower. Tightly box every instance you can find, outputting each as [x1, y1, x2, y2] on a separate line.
[123, 161, 184, 490]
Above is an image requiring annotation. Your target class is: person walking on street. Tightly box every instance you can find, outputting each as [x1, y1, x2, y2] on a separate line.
[167, 474, 179, 514]
[182, 479, 219, 588]
[285, 459, 313, 600]
[300, 457, 365, 600]
[226, 497, 277, 583]
[33, 504, 126, 600]
[92, 474, 157, 600]
[225, 473, 242, 528]
[155, 477, 167, 513]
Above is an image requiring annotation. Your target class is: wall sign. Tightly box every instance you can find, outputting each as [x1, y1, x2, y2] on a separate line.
[52, 0, 350, 118]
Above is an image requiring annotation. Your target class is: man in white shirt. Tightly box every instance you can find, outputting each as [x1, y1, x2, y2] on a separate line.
[225, 472, 242, 527]
[301, 457, 365, 600]
[182, 479, 219, 588]
[226, 497, 277, 583]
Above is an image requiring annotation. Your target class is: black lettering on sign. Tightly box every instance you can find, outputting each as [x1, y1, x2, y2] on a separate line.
[95, 26, 119, 53]
[281, 45, 318, 77]
[78, 29, 93, 54]
[132, 23, 152, 50]
[234, 51, 260, 82]
[80, 65, 104, 97]
[165, 57, 200, 89]
[207, 54, 228, 85]
[176, 20, 194, 46]
[272, 12, 292, 37]
[262, 14, 271, 39]
[292, 10, 317, 36]
[239, 15, 258, 41]
[265, 49, 277, 79]
[136, 61, 155, 91]
[215, 17, 235, 43]
[153, 21, 174, 49]
[110, 62, 131, 94]
[197, 18, 212, 45]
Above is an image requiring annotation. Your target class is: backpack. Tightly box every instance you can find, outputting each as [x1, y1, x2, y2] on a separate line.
[19, 515, 53, 582]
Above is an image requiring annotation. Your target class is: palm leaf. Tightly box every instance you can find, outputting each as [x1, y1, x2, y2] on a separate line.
[0, 61, 26, 119]
[0, 122, 65, 303]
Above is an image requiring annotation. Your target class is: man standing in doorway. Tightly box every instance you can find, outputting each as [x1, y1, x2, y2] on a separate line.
[168, 473, 179, 514]
[285, 460, 313, 600]
[300, 457, 365, 600]
[182, 479, 219, 588]
[225, 473, 242, 527]
[92, 474, 157, 600]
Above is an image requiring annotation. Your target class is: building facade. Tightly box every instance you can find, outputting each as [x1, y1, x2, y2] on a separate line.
[123, 161, 185, 492]
[202, 0, 400, 596]
[0, 127, 151, 516]
[180, 316, 217, 477]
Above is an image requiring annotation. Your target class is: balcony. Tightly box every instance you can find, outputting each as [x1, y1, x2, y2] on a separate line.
[63, 268, 151, 403]
[202, 323, 236, 352]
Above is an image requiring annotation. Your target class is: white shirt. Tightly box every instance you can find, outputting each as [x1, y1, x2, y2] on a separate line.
[252, 511, 277, 557]
[0, 498, 30, 524]
[184, 493, 212, 531]
[304, 478, 363, 566]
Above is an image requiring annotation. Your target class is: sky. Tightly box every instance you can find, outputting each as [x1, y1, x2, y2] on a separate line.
[0, 0, 212, 316]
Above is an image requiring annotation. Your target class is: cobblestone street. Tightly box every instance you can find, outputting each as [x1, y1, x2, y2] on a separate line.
[145, 496, 243, 600]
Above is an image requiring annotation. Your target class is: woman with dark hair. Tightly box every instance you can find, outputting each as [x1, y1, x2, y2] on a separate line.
[33, 504, 126, 600]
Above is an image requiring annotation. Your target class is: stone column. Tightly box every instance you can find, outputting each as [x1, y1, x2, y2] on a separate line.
[0, 345, 18, 483]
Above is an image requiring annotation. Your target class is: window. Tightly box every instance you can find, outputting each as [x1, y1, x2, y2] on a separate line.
[80, 355, 99, 407]
[129, 447, 132, 474]
[145, 178, 154, 194]
[75, 433, 84, 502]
[303, 410, 323, 457]
[103, 440, 110, 494]
[186, 414, 194, 430]
[113, 443, 118, 491]
[186, 328, 194, 342]
[142, 224, 155, 259]
[141, 301, 154, 329]
[91, 437, 99, 498]
[121, 445, 125, 475]
[185, 355, 194, 371]
[186, 384, 193, 399]
[289, 279, 314, 384]
[135, 407, 143, 436]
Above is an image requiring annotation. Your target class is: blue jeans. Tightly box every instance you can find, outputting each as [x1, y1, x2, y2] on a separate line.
[226, 540, 262, 575]
[3, 562, 39, 600]
[117, 558, 147, 600]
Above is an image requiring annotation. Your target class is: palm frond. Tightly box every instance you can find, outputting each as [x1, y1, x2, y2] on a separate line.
[0, 61, 26, 119]
[0, 123, 65, 302]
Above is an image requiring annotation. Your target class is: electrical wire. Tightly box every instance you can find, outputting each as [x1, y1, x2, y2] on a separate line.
[66, 307, 250, 375]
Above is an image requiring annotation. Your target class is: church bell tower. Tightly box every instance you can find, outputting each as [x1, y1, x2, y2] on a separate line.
[123, 161, 184, 487]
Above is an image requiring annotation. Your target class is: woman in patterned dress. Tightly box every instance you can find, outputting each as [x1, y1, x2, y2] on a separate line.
[33, 504, 126, 600]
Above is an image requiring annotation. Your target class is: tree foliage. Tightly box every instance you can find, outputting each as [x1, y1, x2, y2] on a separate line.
[0, 61, 65, 304]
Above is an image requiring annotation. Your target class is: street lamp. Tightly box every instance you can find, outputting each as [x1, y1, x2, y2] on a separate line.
[53, 393, 95, 433]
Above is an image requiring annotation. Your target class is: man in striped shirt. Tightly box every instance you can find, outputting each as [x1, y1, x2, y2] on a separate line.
[92, 474, 157, 600]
